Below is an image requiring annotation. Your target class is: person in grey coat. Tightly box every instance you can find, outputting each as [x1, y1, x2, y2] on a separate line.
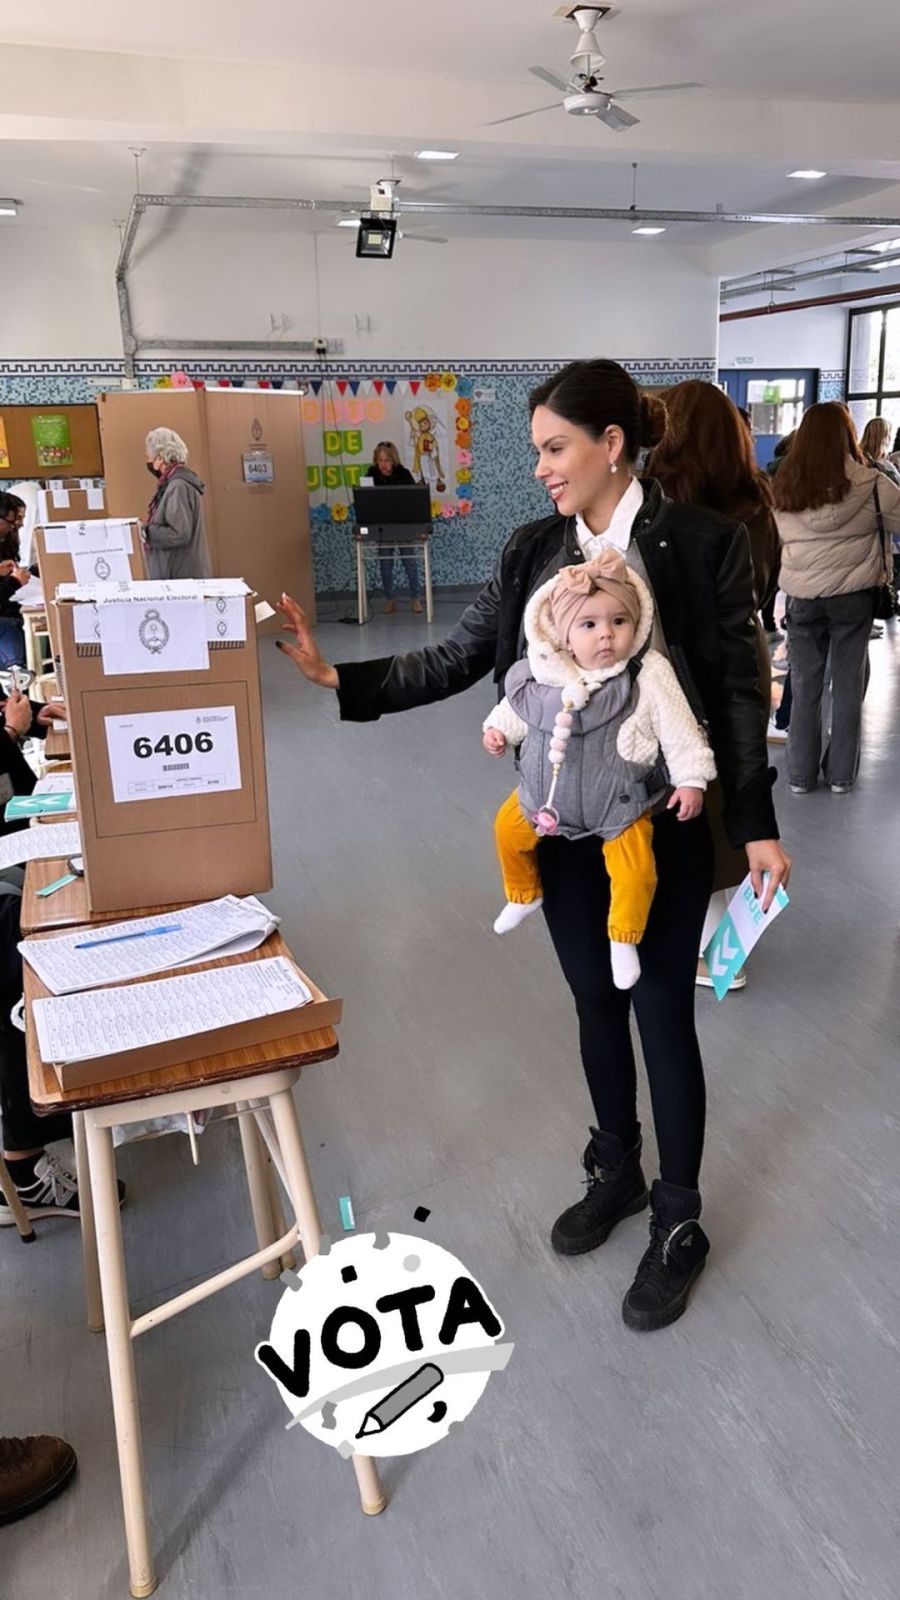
[143, 427, 211, 580]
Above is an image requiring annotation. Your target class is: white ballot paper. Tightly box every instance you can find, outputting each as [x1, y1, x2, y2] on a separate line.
[33, 955, 310, 1066]
[98, 596, 210, 675]
[66, 519, 134, 555]
[73, 551, 133, 585]
[50, 486, 70, 509]
[20, 894, 279, 996]
[0, 821, 81, 872]
[86, 484, 105, 511]
[10, 578, 45, 609]
[104, 704, 240, 802]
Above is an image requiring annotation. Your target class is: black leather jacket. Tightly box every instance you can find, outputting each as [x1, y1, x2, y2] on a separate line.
[336, 479, 779, 848]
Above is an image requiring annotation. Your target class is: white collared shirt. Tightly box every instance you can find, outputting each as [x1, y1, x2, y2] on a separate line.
[575, 475, 644, 561]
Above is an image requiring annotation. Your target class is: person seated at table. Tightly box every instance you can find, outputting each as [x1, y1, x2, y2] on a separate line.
[0, 493, 33, 669]
[368, 442, 423, 615]
[0, 690, 68, 837]
[0, 867, 79, 1223]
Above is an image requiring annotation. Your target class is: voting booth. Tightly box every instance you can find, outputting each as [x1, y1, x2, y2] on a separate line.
[34, 519, 146, 662]
[54, 579, 273, 913]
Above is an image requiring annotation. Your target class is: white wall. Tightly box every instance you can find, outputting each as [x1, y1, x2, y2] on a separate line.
[718, 298, 848, 372]
[2, 224, 718, 361]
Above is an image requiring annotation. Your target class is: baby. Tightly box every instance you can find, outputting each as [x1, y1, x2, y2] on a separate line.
[483, 550, 716, 989]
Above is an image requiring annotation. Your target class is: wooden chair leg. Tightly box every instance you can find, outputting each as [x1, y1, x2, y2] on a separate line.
[265, 1158, 297, 1272]
[237, 1106, 281, 1281]
[267, 1087, 387, 1519]
[74, 1111, 104, 1329]
[0, 1154, 35, 1242]
[85, 1116, 157, 1598]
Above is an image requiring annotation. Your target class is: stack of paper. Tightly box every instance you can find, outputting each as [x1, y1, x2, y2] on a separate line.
[33, 956, 312, 1066]
[5, 773, 76, 821]
[20, 894, 279, 996]
[0, 821, 81, 871]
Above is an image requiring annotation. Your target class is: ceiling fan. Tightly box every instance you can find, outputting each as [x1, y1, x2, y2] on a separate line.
[486, 7, 703, 133]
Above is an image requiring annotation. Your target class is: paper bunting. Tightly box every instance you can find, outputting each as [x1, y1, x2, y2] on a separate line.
[386, 379, 397, 395]
[349, 379, 360, 396]
[409, 380, 421, 396]
[336, 380, 349, 396]
[374, 380, 385, 395]
[311, 379, 323, 396]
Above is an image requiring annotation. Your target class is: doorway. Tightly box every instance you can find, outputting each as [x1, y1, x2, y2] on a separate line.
[719, 368, 818, 470]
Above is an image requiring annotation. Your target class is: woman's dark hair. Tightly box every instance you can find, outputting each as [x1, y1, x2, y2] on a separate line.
[645, 381, 773, 519]
[774, 402, 864, 513]
[529, 360, 667, 463]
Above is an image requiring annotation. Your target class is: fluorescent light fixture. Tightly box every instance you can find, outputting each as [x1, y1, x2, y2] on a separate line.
[865, 236, 900, 254]
[415, 149, 459, 161]
[632, 225, 666, 236]
[356, 215, 397, 259]
[337, 217, 360, 227]
[0, 201, 17, 217]
[864, 262, 891, 272]
[787, 169, 826, 180]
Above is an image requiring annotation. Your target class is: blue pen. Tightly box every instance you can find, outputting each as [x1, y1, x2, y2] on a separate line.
[74, 924, 183, 951]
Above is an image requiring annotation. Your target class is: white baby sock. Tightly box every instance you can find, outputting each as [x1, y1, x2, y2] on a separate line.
[610, 941, 641, 990]
[493, 899, 543, 935]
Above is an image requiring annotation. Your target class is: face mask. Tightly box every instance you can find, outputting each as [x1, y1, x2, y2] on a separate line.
[147, 463, 162, 479]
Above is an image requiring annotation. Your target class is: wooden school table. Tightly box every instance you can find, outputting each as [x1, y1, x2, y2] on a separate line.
[44, 724, 71, 761]
[24, 932, 386, 1597]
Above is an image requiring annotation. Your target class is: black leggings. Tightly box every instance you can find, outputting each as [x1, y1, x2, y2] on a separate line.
[537, 809, 714, 1189]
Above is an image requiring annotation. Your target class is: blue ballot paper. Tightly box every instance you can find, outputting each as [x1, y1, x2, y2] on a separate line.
[702, 872, 790, 1001]
[5, 790, 75, 820]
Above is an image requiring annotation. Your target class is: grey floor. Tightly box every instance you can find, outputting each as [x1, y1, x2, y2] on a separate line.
[4, 602, 900, 1600]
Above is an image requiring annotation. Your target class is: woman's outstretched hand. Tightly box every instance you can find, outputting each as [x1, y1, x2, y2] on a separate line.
[275, 594, 339, 689]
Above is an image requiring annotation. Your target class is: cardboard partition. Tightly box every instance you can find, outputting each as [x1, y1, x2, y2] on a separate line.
[34, 522, 146, 662]
[22, 936, 342, 1092]
[56, 593, 272, 913]
[98, 389, 315, 626]
[37, 482, 108, 523]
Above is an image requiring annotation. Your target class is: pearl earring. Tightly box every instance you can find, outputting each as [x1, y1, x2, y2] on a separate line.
[610, 461, 619, 475]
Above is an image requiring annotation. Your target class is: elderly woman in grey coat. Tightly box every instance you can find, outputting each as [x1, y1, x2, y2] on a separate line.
[143, 427, 211, 580]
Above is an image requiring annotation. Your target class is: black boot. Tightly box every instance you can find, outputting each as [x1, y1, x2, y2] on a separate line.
[551, 1127, 649, 1256]
[622, 1178, 709, 1331]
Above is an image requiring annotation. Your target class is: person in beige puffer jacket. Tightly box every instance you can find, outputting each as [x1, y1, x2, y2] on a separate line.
[774, 402, 900, 794]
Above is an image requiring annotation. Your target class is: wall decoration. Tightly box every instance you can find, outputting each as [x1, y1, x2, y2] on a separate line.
[30, 413, 73, 468]
[0, 417, 8, 470]
[300, 374, 472, 526]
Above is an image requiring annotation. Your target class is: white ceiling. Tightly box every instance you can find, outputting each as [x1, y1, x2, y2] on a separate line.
[3, 1, 900, 276]
[2, 0, 900, 102]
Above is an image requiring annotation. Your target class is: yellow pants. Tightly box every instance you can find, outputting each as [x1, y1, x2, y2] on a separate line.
[493, 790, 658, 945]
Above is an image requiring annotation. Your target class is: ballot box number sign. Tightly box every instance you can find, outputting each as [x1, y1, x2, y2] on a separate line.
[104, 707, 242, 803]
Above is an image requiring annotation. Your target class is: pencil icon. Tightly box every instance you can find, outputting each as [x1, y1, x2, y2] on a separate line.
[355, 1362, 445, 1438]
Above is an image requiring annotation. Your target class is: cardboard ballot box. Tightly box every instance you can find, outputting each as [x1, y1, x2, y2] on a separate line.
[35, 521, 146, 662]
[55, 582, 272, 913]
[37, 481, 107, 524]
[23, 934, 342, 1092]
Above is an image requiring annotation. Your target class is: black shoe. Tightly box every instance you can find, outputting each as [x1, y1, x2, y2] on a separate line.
[622, 1179, 709, 1331]
[0, 1152, 125, 1227]
[551, 1128, 649, 1256]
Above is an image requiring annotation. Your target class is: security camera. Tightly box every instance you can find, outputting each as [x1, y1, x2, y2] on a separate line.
[314, 337, 328, 357]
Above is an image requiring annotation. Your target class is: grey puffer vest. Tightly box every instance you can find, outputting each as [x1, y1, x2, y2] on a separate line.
[506, 657, 667, 842]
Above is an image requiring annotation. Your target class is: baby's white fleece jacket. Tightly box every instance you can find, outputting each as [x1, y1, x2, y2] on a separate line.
[485, 648, 717, 792]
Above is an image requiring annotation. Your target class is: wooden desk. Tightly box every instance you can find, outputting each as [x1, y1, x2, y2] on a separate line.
[24, 930, 385, 1596]
[44, 725, 71, 761]
[21, 858, 185, 936]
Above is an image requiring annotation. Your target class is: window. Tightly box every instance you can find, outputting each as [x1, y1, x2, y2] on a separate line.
[846, 302, 900, 450]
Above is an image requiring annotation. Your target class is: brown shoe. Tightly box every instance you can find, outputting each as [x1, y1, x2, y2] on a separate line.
[0, 1436, 77, 1525]
[411, 598, 423, 614]
[383, 599, 396, 614]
